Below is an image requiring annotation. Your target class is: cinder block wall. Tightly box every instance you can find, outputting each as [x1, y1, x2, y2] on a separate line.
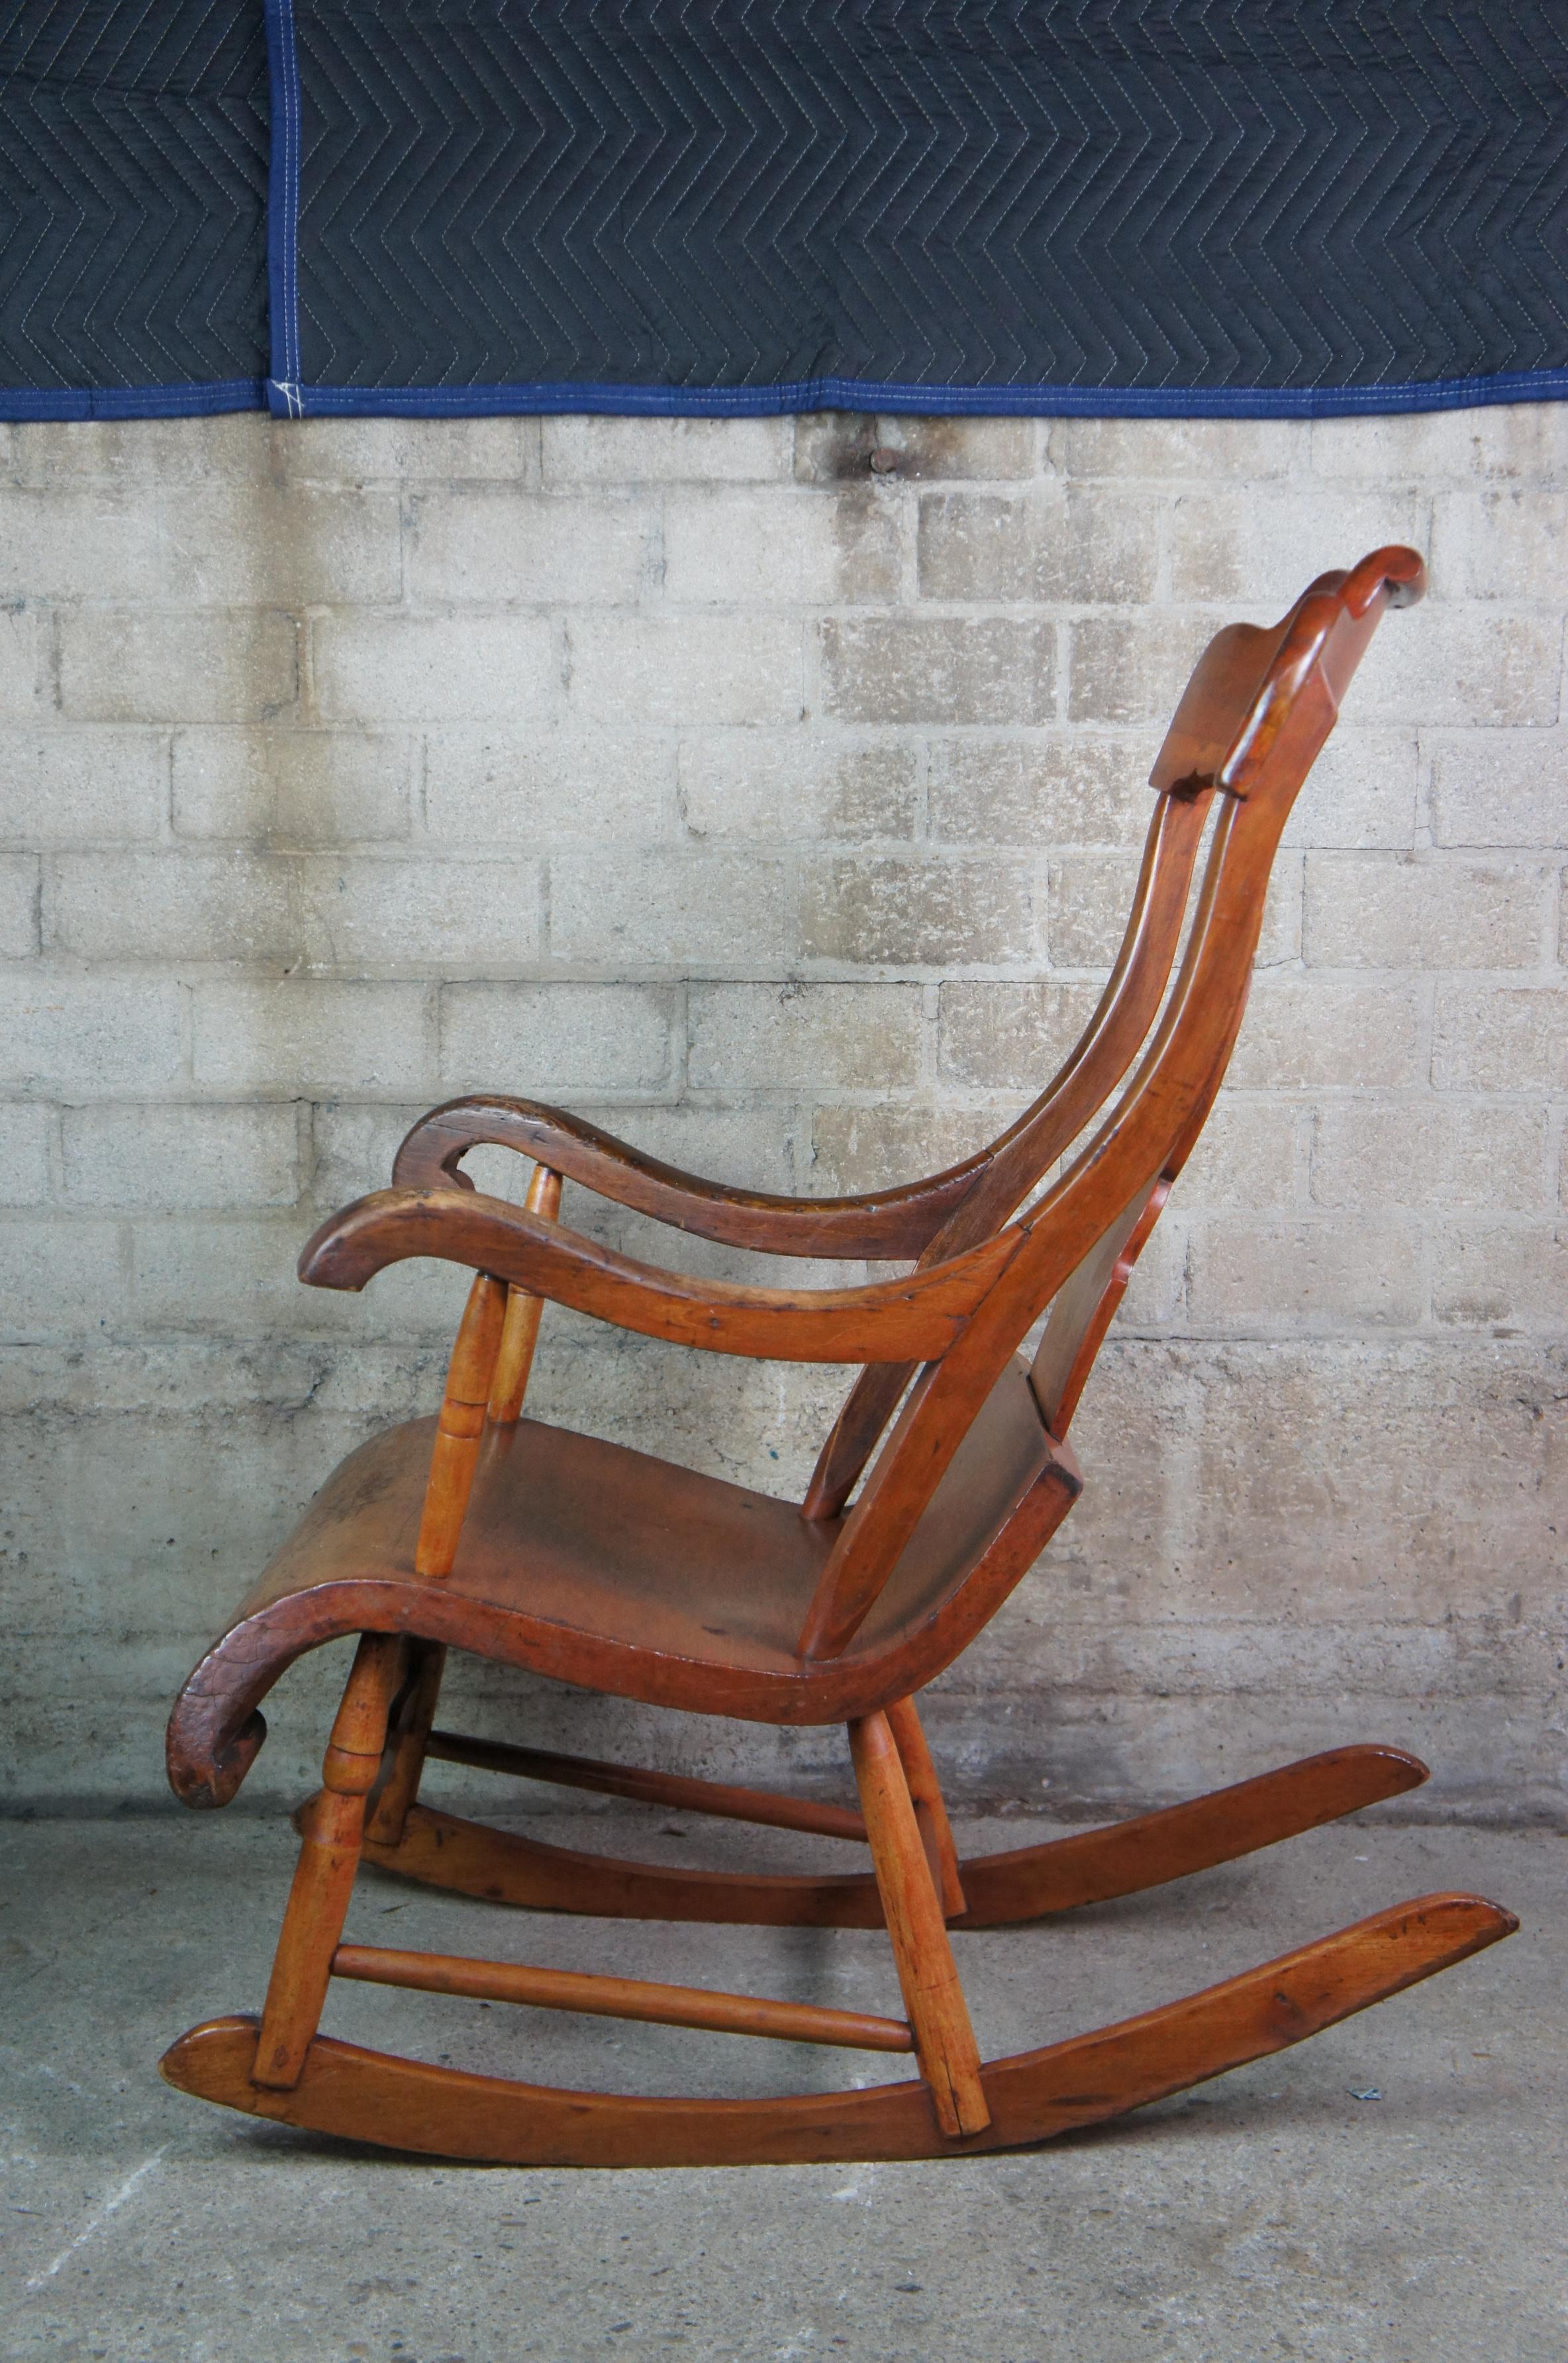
[2, 406, 1563, 1820]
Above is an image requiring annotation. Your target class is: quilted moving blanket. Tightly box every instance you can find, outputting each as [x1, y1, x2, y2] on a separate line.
[3, 0, 1565, 421]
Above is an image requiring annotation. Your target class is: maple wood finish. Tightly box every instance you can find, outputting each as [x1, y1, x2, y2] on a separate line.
[162, 1895, 1513, 2167]
[160, 550, 1516, 2163]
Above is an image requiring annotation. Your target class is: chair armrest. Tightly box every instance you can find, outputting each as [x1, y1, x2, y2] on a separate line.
[299, 1186, 1020, 1364]
[391, 1097, 978, 1260]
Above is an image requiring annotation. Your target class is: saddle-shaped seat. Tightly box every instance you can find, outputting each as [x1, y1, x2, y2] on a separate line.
[160, 548, 1514, 2165]
[169, 1351, 1063, 1792]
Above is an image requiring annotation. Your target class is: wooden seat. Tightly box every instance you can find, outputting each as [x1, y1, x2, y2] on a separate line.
[168, 1354, 1067, 1811]
[160, 548, 1516, 2165]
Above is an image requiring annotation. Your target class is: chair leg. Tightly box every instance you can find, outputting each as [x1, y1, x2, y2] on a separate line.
[885, 1696, 967, 1919]
[366, 1642, 447, 1847]
[253, 1631, 405, 2091]
[849, 1709, 989, 2138]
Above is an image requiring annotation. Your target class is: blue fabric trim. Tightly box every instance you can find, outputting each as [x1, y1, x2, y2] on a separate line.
[284, 368, 1568, 422]
[263, 0, 303, 417]
[3, 363, 1559, 426]
[0, 379, 266, 421]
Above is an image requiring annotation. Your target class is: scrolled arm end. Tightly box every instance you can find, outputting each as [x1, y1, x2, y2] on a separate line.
[297, 1187, 470, 1291]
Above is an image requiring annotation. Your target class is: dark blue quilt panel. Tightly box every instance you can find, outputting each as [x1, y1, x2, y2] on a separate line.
[0, 0, 269, 417]
[268, 0, 1568, 419]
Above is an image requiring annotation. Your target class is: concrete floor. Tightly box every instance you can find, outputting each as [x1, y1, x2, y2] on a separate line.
[0, 1801, 1561, 2363]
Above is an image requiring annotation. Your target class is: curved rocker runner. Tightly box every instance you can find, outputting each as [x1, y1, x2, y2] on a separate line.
[160, 549, 1516, 2164]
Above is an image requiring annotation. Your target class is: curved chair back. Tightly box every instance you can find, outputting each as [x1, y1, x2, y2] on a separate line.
[797, 548, 1426, 1658]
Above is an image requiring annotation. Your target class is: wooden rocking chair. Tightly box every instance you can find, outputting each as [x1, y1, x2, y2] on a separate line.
[161, 548, 1514, 2165]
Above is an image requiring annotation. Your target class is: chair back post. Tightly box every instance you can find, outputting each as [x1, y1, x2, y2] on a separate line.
[797, 553, 1425, 1661]
[801, 783, 1215, 1522]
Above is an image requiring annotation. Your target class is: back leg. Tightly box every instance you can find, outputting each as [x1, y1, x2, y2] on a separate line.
[367, 1642, 447, 1848]
[886, 1695, 966, 1918]
[850, 1709, 989, 2138]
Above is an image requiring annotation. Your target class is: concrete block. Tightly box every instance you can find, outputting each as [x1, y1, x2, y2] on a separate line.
[1432, 489, 1568, 605]
[0, 1101, 52, 1204]
[680, 732, 918, 841]
[820, 616, 1055, 725]
[688, 982, 924, 1089]
[0, 483, 163, 599]
[1173, 1097, 1299, 1213]
[6, 378, 1567, 1821]
[1432, 1225, 1568, 1330]
[1067, 610, 1214, 725]
[1284, 727, 1419, 850]
[0, 972, 183, 1092]
[1428, 729, 1568, 848]
[62, 1103, 301, 1209]
[567, 614, 803, 726]
[162, 481, 403, 605]
[281, 415, 539, 482]
[801, 856, 1036, 966]
[5, 413, 278, 486]
[309, 1101, 426, 1210]
[795, 412, 1038, 481]
[929, 731, 1157, 848]
[172, 726, 413, 843]
[1050, 850, 1300, 969]
[439, 981, 676, 1094]
[1228, 976, 1427, 1089]
[662, 485, 902, 605]
[1114, 1211, 1185, 1327]
[294, 855, 542, 970]
[1304, 852, 1549, 969]
[542, 415, 793, 483]
[405, 487, 651, 603]
[0, 853, 39, 954]
[1112, 1338, 1567, 1624]
[312, 610, 558, 725]
[551, 851, 791, 965]
[1432, 985, 1568, 1091]
[1311, 1101, 1547, 1214]
[192, 980, 434, 1095]
[917, 488, 1158, 603]
[49, 851, 293, 962]
[1055, 416, 1302, 478]
[1187, 1217, 1425, 1329]
[424, 727, 673, 844]
[1169, 487, 1428, 608]
[128, 1213, 326, 1335]
[0, 600, 43, 715]
[1346, 607, 1563, 726]
[1310, 402, 1568, 483]
[58, 608, 298, 724]
[937, 979, 1104, 1087]
[1, 1217, 126, 1340]
[0, 728, 168, 845]
[1047, 851, 1141, 968]
[809, 1100, 1027, 1193]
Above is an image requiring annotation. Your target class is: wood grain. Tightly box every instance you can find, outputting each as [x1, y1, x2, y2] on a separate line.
[359, 1746, 1431, 1929]
[297, 1185, 1021, 1364]
[158, 549, 1496, 2174]
[424, 1729, 868, 1842]
[252, 1631, 403, 2090]
[161, 1893, 1513, 2166]
[487, 1164, 562, 1425]
[850, 1710, 988, 2136]
[332, 1942, 913, 2052]
[414, 1272, 506, 1583]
